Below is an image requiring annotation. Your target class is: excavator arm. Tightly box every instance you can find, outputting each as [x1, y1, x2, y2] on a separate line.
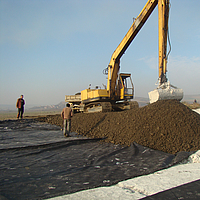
[107, 0, 158, 99]
[148, 0, 183, 103]
[158, 0, 169, 85]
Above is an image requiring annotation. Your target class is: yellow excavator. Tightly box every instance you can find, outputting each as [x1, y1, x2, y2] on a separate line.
[80, 0, 183, 112]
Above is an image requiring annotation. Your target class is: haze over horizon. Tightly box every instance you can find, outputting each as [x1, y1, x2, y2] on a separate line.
[1, 94, 199, 111]
[1, 0, 200, 106]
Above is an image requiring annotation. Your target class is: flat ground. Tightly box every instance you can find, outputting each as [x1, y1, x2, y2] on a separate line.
[0, 109, 62, 121]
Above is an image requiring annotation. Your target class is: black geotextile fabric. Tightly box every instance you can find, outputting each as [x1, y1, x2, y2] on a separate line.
[0, 119, 192, 200]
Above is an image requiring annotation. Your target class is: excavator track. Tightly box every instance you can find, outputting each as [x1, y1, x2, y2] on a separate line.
[101, 102, 113, 112]
[112, 101, 139, 111]
[84, 102, 112, 113]
[82, 101, 138, 113]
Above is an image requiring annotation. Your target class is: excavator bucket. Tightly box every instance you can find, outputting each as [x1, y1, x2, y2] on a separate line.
[148, 82, 183, 104]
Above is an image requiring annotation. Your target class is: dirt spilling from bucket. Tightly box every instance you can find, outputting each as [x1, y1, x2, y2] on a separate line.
[36, 100, 200, 154]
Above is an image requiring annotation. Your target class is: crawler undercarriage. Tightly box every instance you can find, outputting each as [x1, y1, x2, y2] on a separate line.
[80, 101, 139, 113]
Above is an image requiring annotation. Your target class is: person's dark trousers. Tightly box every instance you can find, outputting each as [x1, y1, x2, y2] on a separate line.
[17, 108, 24, 119]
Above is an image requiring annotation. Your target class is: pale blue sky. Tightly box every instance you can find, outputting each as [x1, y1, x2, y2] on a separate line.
[0, 0, 200, 106]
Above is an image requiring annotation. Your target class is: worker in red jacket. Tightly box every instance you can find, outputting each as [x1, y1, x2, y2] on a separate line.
[61, 103, 73, 137]
[16, 95, 25, 119]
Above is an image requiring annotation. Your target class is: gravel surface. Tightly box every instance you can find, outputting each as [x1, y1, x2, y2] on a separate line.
[36, 100, 200, 154]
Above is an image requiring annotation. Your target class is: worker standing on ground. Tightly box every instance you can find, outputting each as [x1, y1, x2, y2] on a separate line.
[61, 103, 73, 137]
[16, 95, 25, 119]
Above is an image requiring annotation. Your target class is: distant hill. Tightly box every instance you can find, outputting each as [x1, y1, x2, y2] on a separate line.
[0, 104, 16, 111]
[134, 97, 149, 107]
[29, 102, 66, 111]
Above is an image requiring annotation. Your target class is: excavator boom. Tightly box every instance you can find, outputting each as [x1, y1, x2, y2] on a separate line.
[107, 0, 158, 99]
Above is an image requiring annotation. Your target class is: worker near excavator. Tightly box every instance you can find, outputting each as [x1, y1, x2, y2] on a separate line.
[16, 95, 25, 119]
[61, 103, 73, 137]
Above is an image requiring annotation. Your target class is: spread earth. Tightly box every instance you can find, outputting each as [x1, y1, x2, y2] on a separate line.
[36, 100, 200, 154]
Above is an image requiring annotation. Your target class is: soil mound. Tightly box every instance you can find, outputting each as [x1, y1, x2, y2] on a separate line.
[36, 100, 200, 154]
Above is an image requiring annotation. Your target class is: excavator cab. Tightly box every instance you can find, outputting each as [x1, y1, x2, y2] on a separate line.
[112, 73, 138, 111]
[117, 73, 134, 101]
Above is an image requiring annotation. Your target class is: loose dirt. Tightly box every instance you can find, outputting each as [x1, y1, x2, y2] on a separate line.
[36, 100, 200, 154]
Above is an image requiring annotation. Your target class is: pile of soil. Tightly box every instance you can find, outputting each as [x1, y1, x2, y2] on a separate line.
[36, 100, 200, 154]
